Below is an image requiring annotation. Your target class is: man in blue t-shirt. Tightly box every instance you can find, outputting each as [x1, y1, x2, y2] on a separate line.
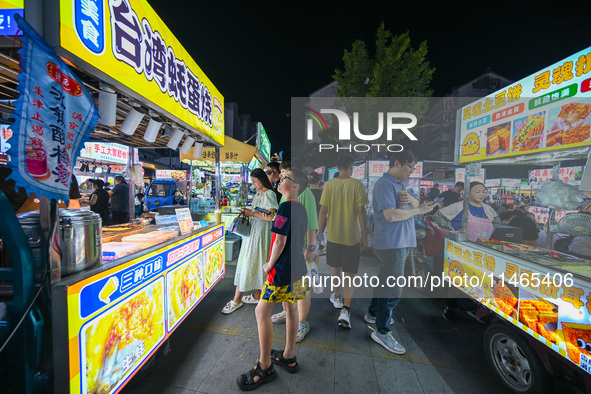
[366, 151, 433, 355]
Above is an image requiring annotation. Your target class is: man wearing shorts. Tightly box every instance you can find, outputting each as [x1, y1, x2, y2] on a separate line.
[317, 154, 369, 328]
[236, 169, 309, 390]
[271, 159, 318, 343]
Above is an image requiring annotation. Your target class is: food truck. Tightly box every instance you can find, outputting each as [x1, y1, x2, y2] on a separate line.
[448, 46, 591, 393]
[0, 1, 227, 392]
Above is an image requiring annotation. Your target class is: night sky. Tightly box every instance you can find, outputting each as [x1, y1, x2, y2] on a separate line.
[148, 0, 591, 156]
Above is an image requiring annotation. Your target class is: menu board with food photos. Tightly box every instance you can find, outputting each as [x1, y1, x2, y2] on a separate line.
[444, 239, 591, 375]
[56, 224, 225, 393]
[458, 46, 591, 163]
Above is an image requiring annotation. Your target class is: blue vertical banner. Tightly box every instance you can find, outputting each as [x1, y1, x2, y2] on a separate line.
[8, 14, 99, 203]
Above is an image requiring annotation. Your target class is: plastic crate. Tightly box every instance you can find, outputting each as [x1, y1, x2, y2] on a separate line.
[225, 235, 241, 262]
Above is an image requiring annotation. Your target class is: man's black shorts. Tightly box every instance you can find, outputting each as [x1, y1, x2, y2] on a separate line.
[326, 241, 361, 274]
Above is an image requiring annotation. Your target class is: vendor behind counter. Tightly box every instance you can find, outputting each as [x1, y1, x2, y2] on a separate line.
[433, 181, 500, 242]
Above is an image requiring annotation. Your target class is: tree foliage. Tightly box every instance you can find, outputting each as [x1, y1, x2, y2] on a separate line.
[334, 23, 435, 98]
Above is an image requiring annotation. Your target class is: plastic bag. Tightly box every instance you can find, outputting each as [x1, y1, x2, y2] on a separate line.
[307, 261, 324, 294]
[537, 181, 583, 210]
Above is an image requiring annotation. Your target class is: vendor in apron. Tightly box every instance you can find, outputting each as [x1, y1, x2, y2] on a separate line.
[433, 181, 500, 322]
[433, 181, 499, 242]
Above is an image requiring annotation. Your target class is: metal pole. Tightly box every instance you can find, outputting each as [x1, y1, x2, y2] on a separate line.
[128, 146, 135, 220]
[215, 147, 221, 211]
[188, 163, 193, 211]
[461, 166, 469, 234]
[545, 162, 562, 250]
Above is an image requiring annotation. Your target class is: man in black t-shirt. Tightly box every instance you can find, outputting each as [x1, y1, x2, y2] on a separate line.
[109, 175, 129, 224]
[438, 182, 464, 207]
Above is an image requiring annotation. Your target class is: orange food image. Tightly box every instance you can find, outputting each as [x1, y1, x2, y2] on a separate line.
[558, 103, 591, 127]
[562, 124, 590, 145]
[487, 134, 499, 154]
[546, 133, 562, 147]
[497, 127, 511, 150]
[493, 283, 518, 315]
[517, 300, 558, 340]
[513, 115, 545, 152]
[562, 322, 591, 363]
[537, 323, 559, 343]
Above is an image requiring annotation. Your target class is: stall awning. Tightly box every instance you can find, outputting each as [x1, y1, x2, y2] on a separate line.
[180, 136, 256, 164]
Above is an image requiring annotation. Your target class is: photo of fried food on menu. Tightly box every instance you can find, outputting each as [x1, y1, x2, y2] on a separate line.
[512, 112, 545, 152]
[546, 101, 591, 148]
[486, 122, 511, 156]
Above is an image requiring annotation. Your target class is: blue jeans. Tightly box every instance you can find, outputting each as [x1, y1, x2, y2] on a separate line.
[368, 248, 411, 334]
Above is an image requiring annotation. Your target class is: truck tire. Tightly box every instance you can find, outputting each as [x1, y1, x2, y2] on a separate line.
[484, 323, 552, 394]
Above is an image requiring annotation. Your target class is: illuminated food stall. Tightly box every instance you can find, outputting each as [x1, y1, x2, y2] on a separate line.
[449, 46, 591, 391]
[0, 1, 227, 393]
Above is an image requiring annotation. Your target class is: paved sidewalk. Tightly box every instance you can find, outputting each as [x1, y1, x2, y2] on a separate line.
[121, 253, 567, 393]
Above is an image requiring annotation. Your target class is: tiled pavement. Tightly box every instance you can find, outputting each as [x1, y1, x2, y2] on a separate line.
[121, 253, 579, 393]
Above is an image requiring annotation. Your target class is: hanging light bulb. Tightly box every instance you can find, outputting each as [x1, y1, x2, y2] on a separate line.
[143, 118, 162, 142]
[180, 136, 195, 154]
[98, 90, 117, 126]
[193, 142, 204, 158]
[120, 108, 144, 135]
[166, 128, 184, 150]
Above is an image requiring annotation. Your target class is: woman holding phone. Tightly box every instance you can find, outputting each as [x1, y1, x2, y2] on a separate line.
[222, 168, 278, 314]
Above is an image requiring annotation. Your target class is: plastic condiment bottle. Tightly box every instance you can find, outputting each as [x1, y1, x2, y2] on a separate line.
[399, 190, 408, 209]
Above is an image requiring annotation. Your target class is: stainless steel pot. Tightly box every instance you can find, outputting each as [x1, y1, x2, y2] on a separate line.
[59, 210, 102, 276]
[18, 210, 102, 278]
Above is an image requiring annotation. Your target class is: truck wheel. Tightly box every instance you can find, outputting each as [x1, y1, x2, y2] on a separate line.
[484, 323, 552, 393]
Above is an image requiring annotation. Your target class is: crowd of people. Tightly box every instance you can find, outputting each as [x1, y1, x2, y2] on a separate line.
[80, 175, 132, 225]
[229, 153, 440, 390]
[228, 152, 591, 390]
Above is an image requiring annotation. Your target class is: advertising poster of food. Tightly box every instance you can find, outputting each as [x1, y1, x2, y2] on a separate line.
[444, 239, 591, 374]
[82, 279, 165, 394]
[204, 240, 225, 292]
[528, 166, 583, 187]
[167, 252, 204, 331]
[458, 46, 591, 163]
[62, 224, 225, 393]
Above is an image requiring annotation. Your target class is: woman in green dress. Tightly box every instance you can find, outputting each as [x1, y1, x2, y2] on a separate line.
[223, 168, 278, 314]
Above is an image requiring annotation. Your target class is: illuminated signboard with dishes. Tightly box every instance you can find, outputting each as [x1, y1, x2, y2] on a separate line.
[54, 0, 224, 145]
[458, 46, 591, 163]
[57, 224, 225, 393]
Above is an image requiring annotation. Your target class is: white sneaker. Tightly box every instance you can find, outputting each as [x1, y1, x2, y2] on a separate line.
[338, 308, 351, 329]
[296, 322, 310, 342]
[330, 293, 344, 309]
[363, 313, 394, 325]
[271, 310, 287, 324]
[371, 331, 406, 354]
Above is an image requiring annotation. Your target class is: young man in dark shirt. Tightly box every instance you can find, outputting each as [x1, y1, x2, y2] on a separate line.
[236, 169, 309, 390]
[266, 161, 282, 204]
[109, 175, 129, 224]
[438, 182, 464, 207]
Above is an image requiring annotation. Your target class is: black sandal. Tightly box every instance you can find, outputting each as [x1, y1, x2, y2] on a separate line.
[270, 349, 299, 373]
[236, 361, 277, 391]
